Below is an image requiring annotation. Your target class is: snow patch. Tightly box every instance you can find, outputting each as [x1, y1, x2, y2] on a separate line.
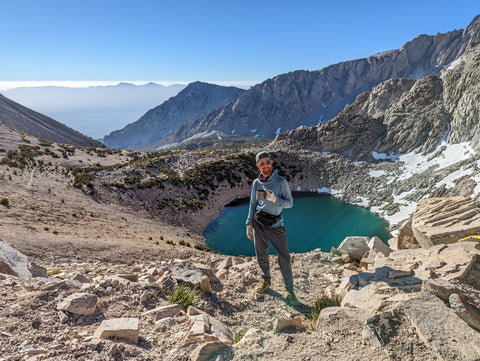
[231, 129, 235, 134]
[398, 141, 475, 181]
[436, 167, 472, 189]
[372, 151, 399, 161]
[446, 55, 464, 70]
[275, 127, 282, 135]
[317, 187, 331, 194]
[251, 129, 257, 133]
[369, 170, 386, 178]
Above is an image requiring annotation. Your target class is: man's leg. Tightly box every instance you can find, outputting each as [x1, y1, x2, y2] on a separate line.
[252, 218, 271, 283]
[269, 226, 294, 292]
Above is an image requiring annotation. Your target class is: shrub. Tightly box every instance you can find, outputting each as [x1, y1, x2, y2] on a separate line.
[234, 330, 247, 344]
[0, 198, 9, 206]
[167, 283, 202, 308]
[194, 244, 216, 253]
[309, 295, 342, 331]
[47, 268, 61, 277]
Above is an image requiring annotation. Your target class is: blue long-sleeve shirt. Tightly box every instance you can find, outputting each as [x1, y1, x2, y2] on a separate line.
[246, 169, 293, 228]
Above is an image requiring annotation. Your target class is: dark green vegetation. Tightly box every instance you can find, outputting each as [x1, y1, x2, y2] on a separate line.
[308, 295, 342, 331]
[167, 283, 202, 308]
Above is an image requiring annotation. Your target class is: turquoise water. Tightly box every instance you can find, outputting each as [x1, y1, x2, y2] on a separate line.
[203, 193, 391, 257]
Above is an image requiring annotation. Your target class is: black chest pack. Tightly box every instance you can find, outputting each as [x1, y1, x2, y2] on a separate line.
[255, 210, 281, 227]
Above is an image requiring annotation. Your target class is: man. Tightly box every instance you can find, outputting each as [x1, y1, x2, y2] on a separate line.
[246, 151, 299, 306]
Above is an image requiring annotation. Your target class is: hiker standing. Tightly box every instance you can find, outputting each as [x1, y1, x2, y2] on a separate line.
[245, 151, 299, 306]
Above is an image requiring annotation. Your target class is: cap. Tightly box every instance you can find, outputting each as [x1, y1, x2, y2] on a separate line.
[255, 151, 271, 163]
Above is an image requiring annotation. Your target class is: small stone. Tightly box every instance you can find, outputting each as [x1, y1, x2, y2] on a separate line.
[274, 317, 304, 332]
[57, 293, 98, 315]
[58, 311, 69, 324]
[117, 273, 138, 282]
[388, 269, 412, 279]
[93, 318, 139, 344]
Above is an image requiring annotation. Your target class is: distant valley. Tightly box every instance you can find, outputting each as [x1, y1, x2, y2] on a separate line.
[1, 82, 187, 139]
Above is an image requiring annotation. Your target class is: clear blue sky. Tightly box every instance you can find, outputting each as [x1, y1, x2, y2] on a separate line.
[1, 0, 479, 85]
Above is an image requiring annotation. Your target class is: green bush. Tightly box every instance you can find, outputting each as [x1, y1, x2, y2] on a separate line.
[234, 330, 247, 344]
[309, 295, 342, 331]
[167, 283, 202, 308]
[0, 198, 9, 206]
[47, 268, 61, 277]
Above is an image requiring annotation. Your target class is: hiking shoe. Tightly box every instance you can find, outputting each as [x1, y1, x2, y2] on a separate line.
[285, 290, 300, 306]
[255, 280, 271, 294]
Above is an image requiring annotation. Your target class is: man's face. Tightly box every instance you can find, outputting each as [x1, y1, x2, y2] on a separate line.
[256, 156, 273, 177]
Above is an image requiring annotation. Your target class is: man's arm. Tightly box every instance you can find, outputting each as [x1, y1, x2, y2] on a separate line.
[246, 181, 258, 225]
[274, 179, 293, 209]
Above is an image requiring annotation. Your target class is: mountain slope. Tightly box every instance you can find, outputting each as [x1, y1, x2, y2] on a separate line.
[102, 81, 246, 150]
[274, 44, 480, 160]
[157, 14, 480, 148]
[0, 94, 103, 147]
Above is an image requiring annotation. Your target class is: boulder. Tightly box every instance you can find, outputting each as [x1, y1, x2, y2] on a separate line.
[156, 272, 177, 292]
[217, 257, 233, 270]
[337, 236, 370, 261]
[169, 260, 211, 293]
[28, 262, 47, 278]
[142, 303, 181, 320]
[93, 318, 139, 344]
[190, 341, 230, 361]
[57, 293, 98, 315]
[421, 278, 459, 301]
[186, 306, 234, 344]
[449, 293, 480, 332]
[363, 293, 480, 360]
[367, 236, 392, 256]
[274, 316, 304, 332]
[411, 197, 480, 248]
[400, 293, 480, 359]
[397, 219, 420, 249]
[0, 239, 32, 278]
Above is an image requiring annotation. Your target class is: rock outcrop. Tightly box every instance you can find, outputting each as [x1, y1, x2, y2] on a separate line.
[400, 197, 480, 248]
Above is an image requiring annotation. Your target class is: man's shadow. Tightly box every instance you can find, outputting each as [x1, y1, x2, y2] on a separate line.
[261, 289, 311, 313]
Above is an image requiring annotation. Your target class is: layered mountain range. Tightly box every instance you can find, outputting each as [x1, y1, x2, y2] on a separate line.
[0, 94, 102, 147]
[102, 82, 245, 150]
[275, 41, 480, 159]
[149, 14, 480, 149]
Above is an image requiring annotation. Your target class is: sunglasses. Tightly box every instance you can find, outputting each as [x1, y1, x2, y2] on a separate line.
[257, 160, 272, 167]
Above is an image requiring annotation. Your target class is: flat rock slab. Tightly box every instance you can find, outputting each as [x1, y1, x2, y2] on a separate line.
[169, 260, 211, 293]
[373, 242, 480, 284]
[401, 293, 480, 360]
[94, 318, 139, 344]
[411, 197, 480, 247]
[57, 293, 98, 315]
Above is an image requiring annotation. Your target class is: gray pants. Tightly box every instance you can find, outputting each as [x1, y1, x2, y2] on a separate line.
[252, 218, 294, 292]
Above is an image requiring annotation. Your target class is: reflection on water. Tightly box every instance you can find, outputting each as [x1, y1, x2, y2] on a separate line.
[203, 193, 391, 257]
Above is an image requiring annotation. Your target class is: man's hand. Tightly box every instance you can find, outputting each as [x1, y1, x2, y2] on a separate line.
[246, 224, 254, 240]
[266, 190, 277, 203]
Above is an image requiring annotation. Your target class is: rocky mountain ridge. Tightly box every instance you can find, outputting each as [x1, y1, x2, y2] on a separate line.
[0, 94, 103, 147]
[103, 82, 245, 150]
[154, 14, 480, 149]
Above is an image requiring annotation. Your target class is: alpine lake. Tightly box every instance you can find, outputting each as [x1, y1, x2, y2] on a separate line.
[203, 192, 391, 257]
